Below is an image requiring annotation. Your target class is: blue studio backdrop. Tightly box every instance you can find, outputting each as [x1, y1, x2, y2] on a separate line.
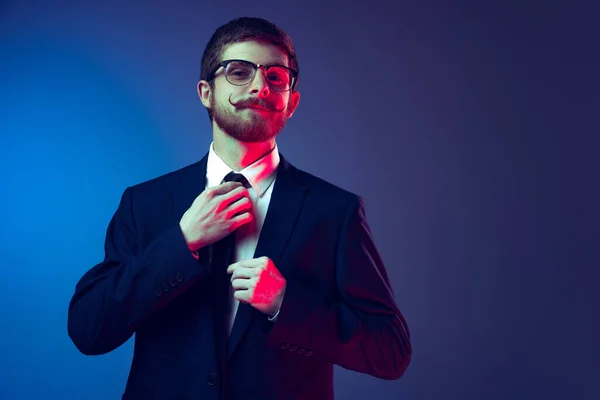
[1, 2, 598, 399]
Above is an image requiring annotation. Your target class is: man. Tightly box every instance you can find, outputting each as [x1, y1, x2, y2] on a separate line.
[68, 16, 411, 400]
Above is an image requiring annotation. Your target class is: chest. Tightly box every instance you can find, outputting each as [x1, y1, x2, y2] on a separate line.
[232, 185, 272, 262]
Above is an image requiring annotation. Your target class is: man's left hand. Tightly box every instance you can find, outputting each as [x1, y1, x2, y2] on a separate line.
[227, 256, 286, 318]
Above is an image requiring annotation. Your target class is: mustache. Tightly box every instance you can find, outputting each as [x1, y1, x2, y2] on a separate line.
[228, 95, 286, 112]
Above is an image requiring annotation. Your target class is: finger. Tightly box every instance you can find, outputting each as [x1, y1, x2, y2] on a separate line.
[233, 289, 251, 303]
[224, 185, 250, 203]
[227, 196, 252, 218]
[230, 266, 256, 280]
[227, 260, 244, 274]
[227, 258, 262, 274]
[219, 187, 250, 212]
[229, 211, 254, 230]
[210, 181, 244, 196]
[231, 278, 253, 290]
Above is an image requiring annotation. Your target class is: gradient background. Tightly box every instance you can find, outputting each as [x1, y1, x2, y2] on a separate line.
[1, 1, 598, 399]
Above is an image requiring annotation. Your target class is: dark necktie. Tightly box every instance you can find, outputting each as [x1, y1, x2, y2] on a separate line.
[210, 172, 250, 396]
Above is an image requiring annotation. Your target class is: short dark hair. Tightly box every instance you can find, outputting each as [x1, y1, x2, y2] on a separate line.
[199, 17, 299, 120]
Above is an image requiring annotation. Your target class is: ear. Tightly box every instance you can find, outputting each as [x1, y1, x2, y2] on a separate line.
[286, 91, 301, 118]
[197, 80, 213, 109]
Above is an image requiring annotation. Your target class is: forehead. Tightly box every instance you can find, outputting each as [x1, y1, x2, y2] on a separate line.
[221, 40, 289, 67]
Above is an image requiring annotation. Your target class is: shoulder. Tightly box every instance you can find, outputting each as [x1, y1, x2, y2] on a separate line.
[125, 160, 203, 196]
[296, 168, 358, 201]
[285, 158, 364, 216]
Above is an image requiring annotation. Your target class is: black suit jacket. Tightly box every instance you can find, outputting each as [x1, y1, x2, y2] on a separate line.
[68, 153, 411, 399]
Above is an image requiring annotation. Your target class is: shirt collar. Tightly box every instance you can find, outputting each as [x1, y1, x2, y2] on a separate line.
[206, 141, 280, 197]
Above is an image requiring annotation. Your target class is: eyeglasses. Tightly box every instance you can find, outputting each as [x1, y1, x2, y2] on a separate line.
[208, 59, 298, 92]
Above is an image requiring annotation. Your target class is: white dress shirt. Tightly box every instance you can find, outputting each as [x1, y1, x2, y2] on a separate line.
[204, 141, 280, 335]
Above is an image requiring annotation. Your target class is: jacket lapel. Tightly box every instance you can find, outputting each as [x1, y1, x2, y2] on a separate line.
[226, 154, 308, 359]
[172, 154, 209, 221]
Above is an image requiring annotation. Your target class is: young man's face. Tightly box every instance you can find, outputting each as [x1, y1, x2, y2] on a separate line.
[200, 39, 300, 143]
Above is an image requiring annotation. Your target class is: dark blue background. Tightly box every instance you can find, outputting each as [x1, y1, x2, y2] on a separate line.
[1, 1, 598, 399]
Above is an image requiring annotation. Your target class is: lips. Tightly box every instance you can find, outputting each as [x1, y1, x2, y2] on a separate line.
[245, 106, 270, 111]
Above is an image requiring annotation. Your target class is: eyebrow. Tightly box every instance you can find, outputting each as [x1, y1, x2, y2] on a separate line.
[228, 59, 288, 66]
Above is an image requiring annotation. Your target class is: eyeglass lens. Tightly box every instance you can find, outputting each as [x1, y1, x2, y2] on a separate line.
[225, 61, 292, 91]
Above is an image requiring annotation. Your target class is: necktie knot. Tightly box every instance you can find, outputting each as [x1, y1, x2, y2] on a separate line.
[222, 172, 251, 188]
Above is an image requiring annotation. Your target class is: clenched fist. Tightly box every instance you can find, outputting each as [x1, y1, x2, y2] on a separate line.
[179, 181, 253, 252]
[227, 256, 286, 318]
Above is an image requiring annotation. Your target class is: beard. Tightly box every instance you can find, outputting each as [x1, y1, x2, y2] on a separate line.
[211, 95, 290, 143]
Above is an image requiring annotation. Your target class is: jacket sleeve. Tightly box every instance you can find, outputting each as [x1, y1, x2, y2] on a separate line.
[266, 196, 412, 380]
[67, 186, 211, 356]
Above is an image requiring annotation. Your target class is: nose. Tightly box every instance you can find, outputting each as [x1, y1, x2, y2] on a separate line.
[249, 68, 270, 97]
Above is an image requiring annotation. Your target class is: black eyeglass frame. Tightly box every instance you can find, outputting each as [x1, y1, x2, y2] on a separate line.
[207, 59, 298, 92]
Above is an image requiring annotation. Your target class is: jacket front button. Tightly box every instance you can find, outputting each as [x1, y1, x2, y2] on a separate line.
[280, 342, 290, 349]
[289, 345, 298, 352]
[168, 276, 177, 287]
[207, 372, 219, 386]
[304, 350, 314, 357]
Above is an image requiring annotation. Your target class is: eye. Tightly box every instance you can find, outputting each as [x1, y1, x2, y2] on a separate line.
[267, 68, 289, 84]
[267, 74, 283, 83]
[230, 69, 250, 78]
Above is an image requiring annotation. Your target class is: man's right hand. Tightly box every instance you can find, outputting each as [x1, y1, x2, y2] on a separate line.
[179, 181, 253, 252]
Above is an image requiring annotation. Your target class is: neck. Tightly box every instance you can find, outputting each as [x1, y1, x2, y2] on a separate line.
[212, 129, 276, 172]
